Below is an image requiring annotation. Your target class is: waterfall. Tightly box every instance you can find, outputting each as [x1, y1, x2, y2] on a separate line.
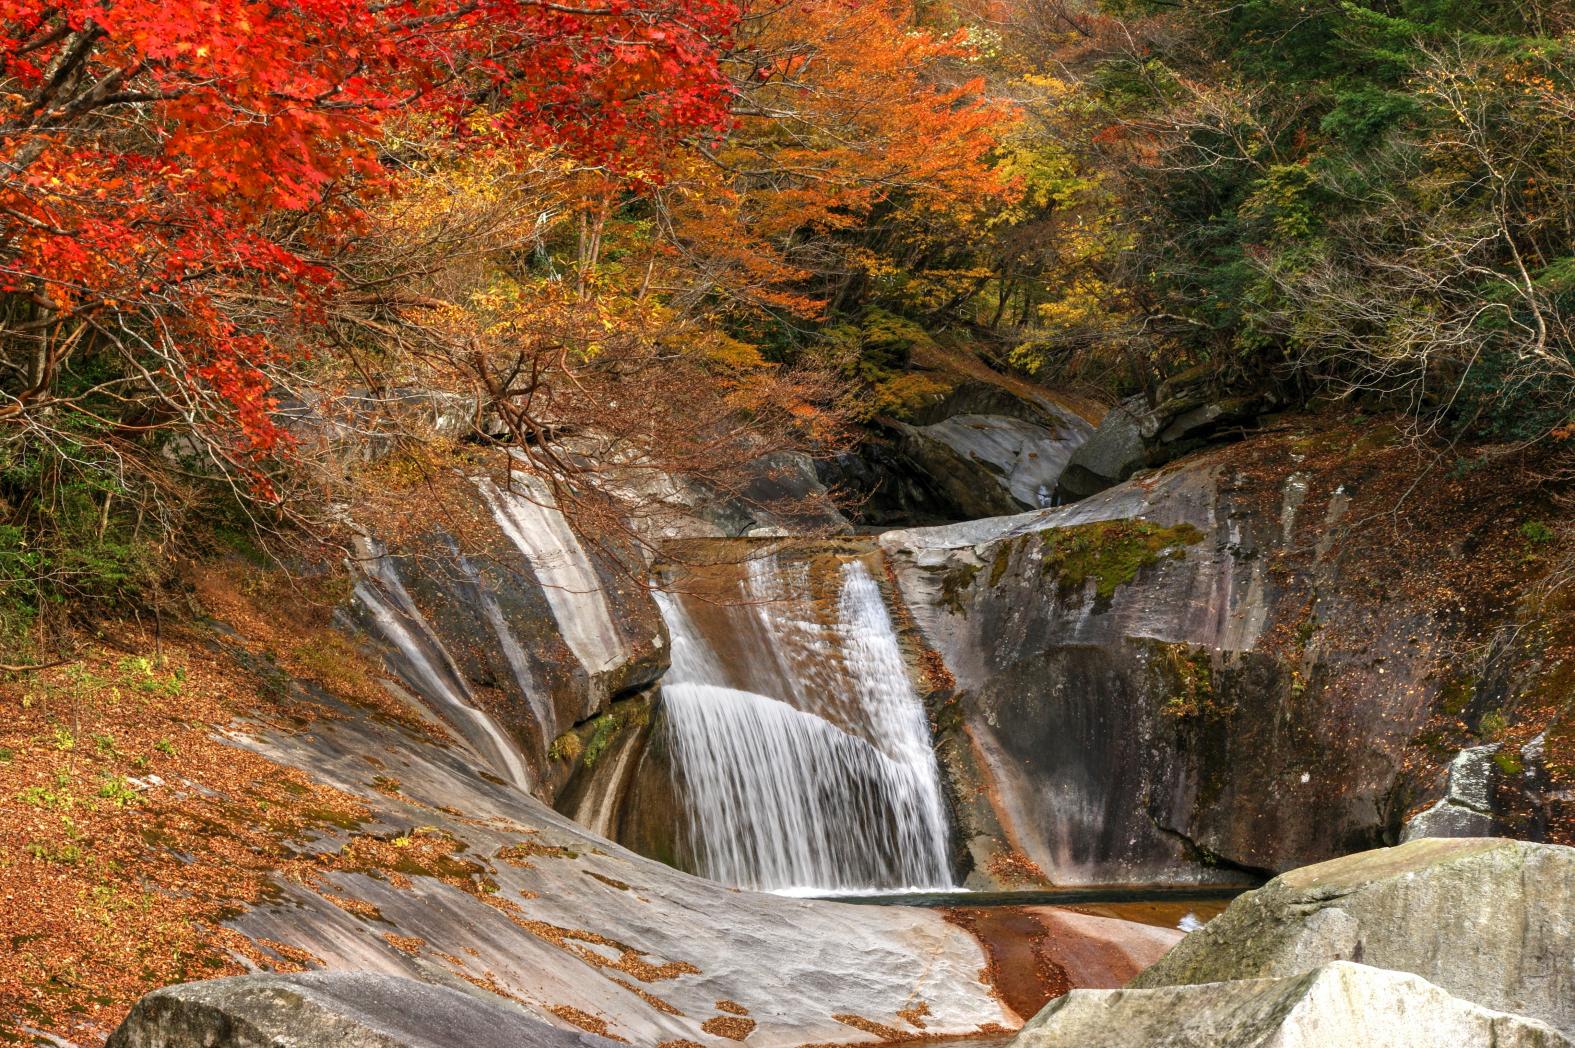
[656, 556, 953, 892]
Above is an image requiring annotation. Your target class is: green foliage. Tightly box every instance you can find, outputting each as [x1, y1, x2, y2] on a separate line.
[851, 309, 937, 372]
[26, 841, 84, 864]
[1521, 520, 1555, 544]
[1157, 644, 1221, 720]
[1078, 0, 1575, 433]
[97, 775, 139, 808]
[581, 713, 624, 768]
[821, 309, 954, 420]
[0, 438, 161, 651]
[1240, 165, 1323, 242]
[1447, 352, 1575, 442]
[1478, 708, 1509, 739]
[548, 731, 584, 763]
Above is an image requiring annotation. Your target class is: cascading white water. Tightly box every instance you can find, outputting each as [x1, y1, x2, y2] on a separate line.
[656, 556, 953, 892]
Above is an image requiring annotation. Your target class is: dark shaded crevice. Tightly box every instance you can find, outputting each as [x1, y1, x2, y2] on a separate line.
[1145, 811, 1275, 883]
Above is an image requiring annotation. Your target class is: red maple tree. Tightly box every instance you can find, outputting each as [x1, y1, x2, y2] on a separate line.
[0, 0, 736, 481]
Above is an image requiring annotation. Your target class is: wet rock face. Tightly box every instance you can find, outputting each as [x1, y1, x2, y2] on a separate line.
[1016, 962, 1572, 1048]
[1402, 735, 1555, 843]
[1131, 838, 1575, 1037]
[346, 477, 669, 794]
[884, 463, 1293, 884]
[107, 972, 616, 1048]
[881, 428, 1564, 886]
[492, 419, 1567, 894]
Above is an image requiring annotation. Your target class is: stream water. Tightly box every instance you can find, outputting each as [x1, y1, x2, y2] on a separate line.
[655, 554, 953, 893]
[800, 884, 1248, 931]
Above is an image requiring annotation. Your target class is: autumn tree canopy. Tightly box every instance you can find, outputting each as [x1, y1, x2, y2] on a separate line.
[0, 0, 735, 457]
[0, 0, 1026, 640]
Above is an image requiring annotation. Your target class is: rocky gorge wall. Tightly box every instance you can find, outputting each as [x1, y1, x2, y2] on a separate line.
[302, 383, 1575, 898]
[537, 416, 1572, 892]
[36, 396, 1572, 1046]
[881, 420, 1573, 885]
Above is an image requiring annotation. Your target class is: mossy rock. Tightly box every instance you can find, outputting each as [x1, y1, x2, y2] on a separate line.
[1038, 518, 1205, 600]
[939, 562, 982, 616]
[549, 694, 653, 772]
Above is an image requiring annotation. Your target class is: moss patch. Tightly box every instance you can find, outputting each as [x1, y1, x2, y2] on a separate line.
[1156, 645, 1223, 720]
[584, 701, 650, 769]
[988, 542, 1015, 587]
[1038, 519, 1205, 600]
[553, 695, 652, 773]
[549, 731, 584, 763]
[939, 562, 981, 616]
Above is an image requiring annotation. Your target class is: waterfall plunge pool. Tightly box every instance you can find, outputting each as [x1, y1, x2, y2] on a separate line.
[779, 884, 1254, 932]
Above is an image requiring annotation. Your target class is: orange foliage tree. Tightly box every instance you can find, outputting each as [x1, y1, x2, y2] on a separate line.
[308, 0, 1020, 536]
[665, 0, 1018, 322]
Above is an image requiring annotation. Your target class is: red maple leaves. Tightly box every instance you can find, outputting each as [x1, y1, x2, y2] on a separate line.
[0, 0, 737, 472]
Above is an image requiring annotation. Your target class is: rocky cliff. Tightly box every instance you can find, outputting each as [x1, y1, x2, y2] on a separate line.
[881, 419, 1572, 885]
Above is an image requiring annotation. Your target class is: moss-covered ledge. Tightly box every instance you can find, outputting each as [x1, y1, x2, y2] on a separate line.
[1037, 518, 1205, 600]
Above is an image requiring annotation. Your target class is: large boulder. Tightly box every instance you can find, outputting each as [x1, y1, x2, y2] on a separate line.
[1057, 379, 1274, 500]
[107, 972, 614, 1048]
[1055, 398, 1148, 501]
[882, 459, 1296, 886]
[1014, 962, 1571, 1048]
[1131, 838, 1575, 1036]
[820, 380, 1095, 526]
[890, 410, 1093, 519]
[1402, 744, 1501, 840]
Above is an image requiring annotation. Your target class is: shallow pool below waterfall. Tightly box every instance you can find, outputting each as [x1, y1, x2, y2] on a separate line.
[789, 884, 1254, 931]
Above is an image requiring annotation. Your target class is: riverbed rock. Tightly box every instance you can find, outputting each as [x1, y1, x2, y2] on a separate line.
[1028, 908, 1181, 989]
[883, 457, 1288, 885]
[204, 667, 1016, 1048]
[1015, 962, 1571, 1048]
[946, 905, 1182, 1022]
[107, 972, 615, 1048]
[1130, 838, 1575, 1036]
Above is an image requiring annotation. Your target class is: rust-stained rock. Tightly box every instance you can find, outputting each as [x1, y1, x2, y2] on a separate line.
[944, 906, 1181, 1023]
